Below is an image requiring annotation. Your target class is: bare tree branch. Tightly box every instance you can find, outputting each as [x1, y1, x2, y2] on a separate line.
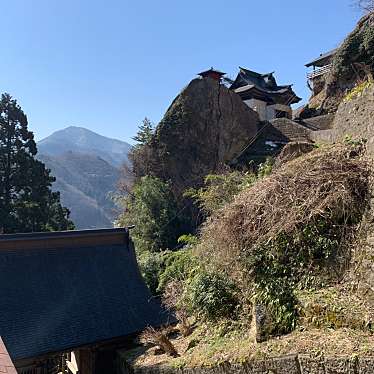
[355, 0, 374, 13]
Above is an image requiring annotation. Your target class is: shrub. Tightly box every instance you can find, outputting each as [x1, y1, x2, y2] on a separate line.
[116, 175, 182, 253]
[246, 219, 342, 334]
[185, 171, 257, 216]
[139, 247, 198, 295]
[198, 144, 369, 335]
[162, 281, 193, 337]
[157, 249, 199, 292]
[257, 157, 274, 178]
[177, 234, 198, 246]
[200, 144, 368, 274]
[185, 272, 240, 321]
[138, 251, 165, 294]
[297, 287, 373, 332]
[343, 79, 373, 102]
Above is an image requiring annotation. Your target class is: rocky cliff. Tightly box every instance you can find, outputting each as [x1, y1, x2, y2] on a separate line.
[308, 83, 374, 305]
[147, 77, 259, 195]
[310, 12, 374, 113]
[311, 84, 374, 149]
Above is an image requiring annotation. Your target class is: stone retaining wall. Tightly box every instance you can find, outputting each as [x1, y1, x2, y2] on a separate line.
[121, 355, 374, 374]
[312, 85, 374, 154]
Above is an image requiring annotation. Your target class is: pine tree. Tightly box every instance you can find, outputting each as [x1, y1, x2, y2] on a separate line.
[132, 117, 154, 146]
[0, 93, 74, 233]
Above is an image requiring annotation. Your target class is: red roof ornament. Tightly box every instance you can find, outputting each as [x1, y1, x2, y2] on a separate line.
[197, 67, 225, 81]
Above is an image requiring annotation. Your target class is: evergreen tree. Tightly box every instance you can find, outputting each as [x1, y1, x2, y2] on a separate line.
[132, 117, 154, 146]
[128, 117, 156, 179]
[0, 93, 74, 233]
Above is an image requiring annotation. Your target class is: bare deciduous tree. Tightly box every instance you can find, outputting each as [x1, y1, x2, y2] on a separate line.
[355, 0, 374, 13]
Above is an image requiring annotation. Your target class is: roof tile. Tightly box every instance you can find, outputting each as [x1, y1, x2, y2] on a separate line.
[0, 229, 169, 361]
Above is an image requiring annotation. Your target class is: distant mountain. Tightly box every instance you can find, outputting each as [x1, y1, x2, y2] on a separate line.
[37, 127, 132, 229]
[38, 126, 132, 167]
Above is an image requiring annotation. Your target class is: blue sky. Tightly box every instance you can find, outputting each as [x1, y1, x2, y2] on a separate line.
[1, 0, 362, 144]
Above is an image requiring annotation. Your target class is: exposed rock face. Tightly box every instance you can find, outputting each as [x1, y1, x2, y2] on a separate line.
[311, 84, 374, 153]
[149, 78, 259, 194]
[310, 84, 374, 304]
[311, 12, 374, 113]
[331, 84, 374, 148]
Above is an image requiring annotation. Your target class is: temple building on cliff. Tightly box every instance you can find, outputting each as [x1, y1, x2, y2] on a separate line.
[305, 49, 336, 96]
[230, 67, 301, 121]
[197, 67, 226, 81]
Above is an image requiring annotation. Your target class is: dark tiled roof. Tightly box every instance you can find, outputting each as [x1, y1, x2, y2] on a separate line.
[230, 67, 301, 104]
[197, 67, 226, 77]
[0, 229, 168, 360]
[305, 48, 337, 67]
[270, 118, 311, 142]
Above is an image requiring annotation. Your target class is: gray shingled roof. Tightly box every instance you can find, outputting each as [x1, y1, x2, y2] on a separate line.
[0, 229, 169, 360]
[305, 49, 337, 67]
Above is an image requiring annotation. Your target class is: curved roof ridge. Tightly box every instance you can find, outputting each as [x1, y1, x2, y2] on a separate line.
[239, 67, 274, 77]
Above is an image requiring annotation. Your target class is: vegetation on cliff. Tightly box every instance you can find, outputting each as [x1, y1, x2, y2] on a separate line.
[122, 78, 260, 241]
[116, 175, 182, 254]
[117, 81, 374, 370]
[119, 14, 374, 359]
[317, 11, 374, 112]
[330, 12, 374, 84]
[122, 141, 374, 367]
[113, 9, 374, 370]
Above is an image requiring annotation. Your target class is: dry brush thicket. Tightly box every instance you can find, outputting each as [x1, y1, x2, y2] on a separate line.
[199, 144, 370, 285]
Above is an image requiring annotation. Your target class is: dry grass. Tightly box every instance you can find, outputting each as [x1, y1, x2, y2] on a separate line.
[297, 286, 374, 331]
[198, 144, 369, 278]
[132, 323, 374, 368]
[131, 145, 374, 369]
[255, 328, 374, 358]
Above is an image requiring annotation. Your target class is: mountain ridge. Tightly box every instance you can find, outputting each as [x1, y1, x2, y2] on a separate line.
[38, 125, 132, 168]
[37, 126, 131, 229]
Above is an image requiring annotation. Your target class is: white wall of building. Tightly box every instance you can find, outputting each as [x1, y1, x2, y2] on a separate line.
[244, 99, 291, 121]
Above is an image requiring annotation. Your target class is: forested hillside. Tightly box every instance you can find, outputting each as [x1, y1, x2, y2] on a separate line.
[38, 127, 131, 229]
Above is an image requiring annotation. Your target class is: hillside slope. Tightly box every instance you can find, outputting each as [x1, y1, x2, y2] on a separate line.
[37, 127, 131, 229]
[38, 152, 121, 229]
[38, 126, 131, 167]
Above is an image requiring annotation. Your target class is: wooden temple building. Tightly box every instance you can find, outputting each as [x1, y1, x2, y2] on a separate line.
[229, 67, 301, 121]
[197, 67, 226, 81]
[0, 228, 169, 374]
[197, 67, 301, 121]
[306, 49, 337, 96]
